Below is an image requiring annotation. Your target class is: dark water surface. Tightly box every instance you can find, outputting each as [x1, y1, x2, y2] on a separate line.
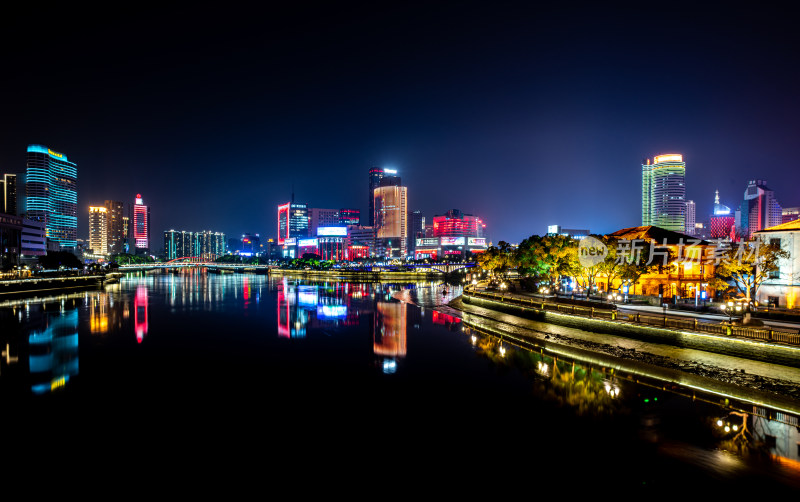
[1, 271, 799, 494]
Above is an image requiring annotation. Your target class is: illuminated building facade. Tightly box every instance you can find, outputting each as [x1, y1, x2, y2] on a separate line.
[104, 200, 125, 255]
[738, 180, 782, 239]
[132, 194, 150, 253]
[709, 190, 735, 239]
[432, 209, 485, 238]
[0, 213, 22, 268]
[346, 225, 375, 258]
[781, 207, 799, 224]
[277, 202, 308, 245]
[88, 206, 108, 255]
[642, 154, 685, 232]
[309, 207, 339, 236]
[241, 233, 260, 255]
[368, 167, 399, 226]
[3, 173, 19, 215]
[374, 185, 407, 258]
[754, 219, 800, 309]
[164, 230, 225, 261]
[122, 216, 130, 252]
[25, 144, 78, 249]
[409, 210, 425, 254]
[684, 200, 695, 236]
[339, 208, 360, 226]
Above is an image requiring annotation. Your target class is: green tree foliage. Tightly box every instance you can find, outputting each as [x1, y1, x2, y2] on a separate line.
[711, 239, 789, 302]
[110, 253, 155, 265]
[516, 234, 578, 287]
[477, 241, 517, 278]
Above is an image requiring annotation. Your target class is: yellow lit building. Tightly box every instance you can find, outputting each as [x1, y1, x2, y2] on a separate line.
[88, 206, 108, 255]
[599, 226, 716, 300]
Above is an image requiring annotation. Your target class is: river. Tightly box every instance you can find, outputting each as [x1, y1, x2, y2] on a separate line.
[1, 270, 798, 494]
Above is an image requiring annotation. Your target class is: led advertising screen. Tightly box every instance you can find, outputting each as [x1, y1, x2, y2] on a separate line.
[440, 237, 465, 246]
[284, 238, 297, 246]
[317, 226, 347, 237]
[298, 238, 318, 247]
[416, 238, 439, 246]
[468, 238, 487, 246]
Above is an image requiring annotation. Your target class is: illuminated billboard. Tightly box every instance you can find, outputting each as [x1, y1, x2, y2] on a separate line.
[317, 226, 347, 237]
[284, 238, 296, 246]
[468, 238, 487, 247]
[298, 238, 318, 247]
[416, 238, 439, 247]
[440, 236, 465, 246]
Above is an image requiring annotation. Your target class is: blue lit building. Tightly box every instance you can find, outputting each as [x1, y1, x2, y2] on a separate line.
[25, 145, 78, 249]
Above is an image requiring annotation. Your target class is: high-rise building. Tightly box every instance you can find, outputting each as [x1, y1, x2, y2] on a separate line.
[339, 208, 360, 226]
[241, 233, 260, 255]
[88, 206, 108, 255]
[368, 167, 399, 226]
[164, 230, 179, 261]
[122, 216, 130, 252]
[738, 180, 782, 239]
[25, 145, 78, 249]
[409, 210, 425, 254]
[374, 185, 407, 258]
[277, 202, 308, 244]
[132, 194, 150, 253]
[684, 200, 696, 235]
[104, 200, 125, 255]
[308, 208, 340, 235]
[641, 154, 685, 232]
[3, 173, 19, 215]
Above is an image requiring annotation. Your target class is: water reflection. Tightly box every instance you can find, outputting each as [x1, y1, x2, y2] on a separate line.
[135, 284, 148, 343]
[374, 301, 406, 374]
[463, 322, 800, 485]
[28, 309, 79, 394]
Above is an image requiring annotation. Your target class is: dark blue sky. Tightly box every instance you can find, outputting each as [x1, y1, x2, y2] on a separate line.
[2, 2, 798, 246]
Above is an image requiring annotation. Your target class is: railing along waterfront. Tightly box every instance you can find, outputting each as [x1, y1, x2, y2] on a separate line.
[464, 287, 800, 347]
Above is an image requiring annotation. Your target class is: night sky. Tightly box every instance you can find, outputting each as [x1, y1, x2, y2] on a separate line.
[2, 2, 798, 247]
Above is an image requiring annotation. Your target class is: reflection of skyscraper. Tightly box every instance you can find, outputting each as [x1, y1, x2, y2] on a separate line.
[28, 309, 79, 394]
[374, 301, 407, 358]
[135, 285, 148, 343]
[642, 154, 685, 231]
[26, 144, 78, 248]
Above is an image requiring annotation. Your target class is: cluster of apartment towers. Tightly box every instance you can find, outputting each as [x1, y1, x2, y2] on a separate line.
[641, 154, 798, 240]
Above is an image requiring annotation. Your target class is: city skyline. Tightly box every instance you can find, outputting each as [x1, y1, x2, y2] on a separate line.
[2, 3, 799, 244]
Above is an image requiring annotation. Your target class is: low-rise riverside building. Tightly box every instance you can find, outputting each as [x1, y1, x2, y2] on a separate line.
[754, 219, 800, 309]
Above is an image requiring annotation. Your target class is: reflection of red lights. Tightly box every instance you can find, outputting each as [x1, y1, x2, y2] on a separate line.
[134, 285, 148, 343]
[432, 311, 461, 326]
[277, 279, 290, 338]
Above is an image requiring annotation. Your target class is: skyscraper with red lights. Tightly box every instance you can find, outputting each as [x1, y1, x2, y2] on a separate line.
[132, 194, 150, 254]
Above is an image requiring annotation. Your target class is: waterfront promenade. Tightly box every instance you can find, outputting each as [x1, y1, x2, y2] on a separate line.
[446, 286, 800, 405]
